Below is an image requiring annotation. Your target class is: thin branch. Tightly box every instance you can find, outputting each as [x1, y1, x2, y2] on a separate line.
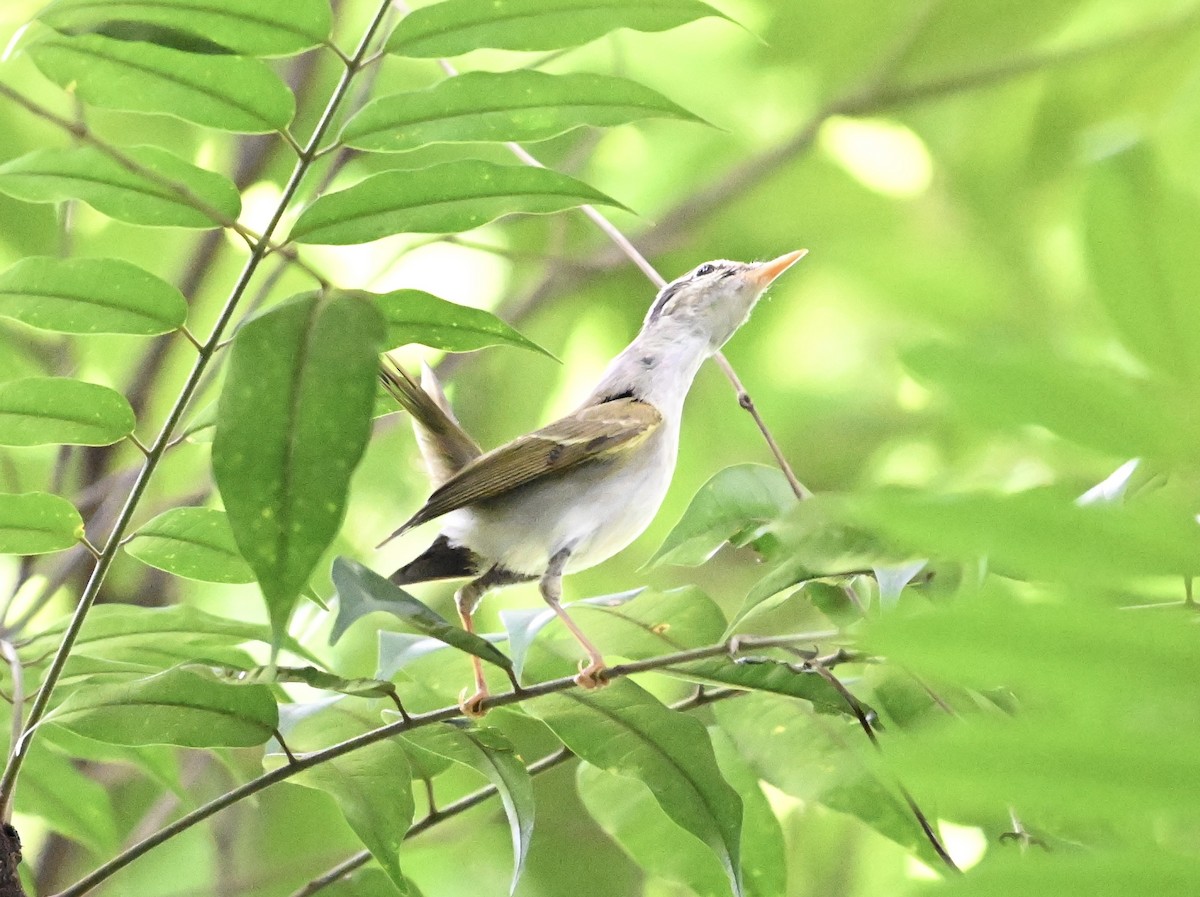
[54, 632, 833, 896]
[0, 0, 399, 815]
[0, 643, 22, 821]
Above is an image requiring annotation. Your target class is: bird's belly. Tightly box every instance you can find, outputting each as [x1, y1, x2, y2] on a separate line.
[441, 430, 676, 576]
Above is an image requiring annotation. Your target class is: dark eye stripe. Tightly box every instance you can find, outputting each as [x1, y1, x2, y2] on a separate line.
[695, 263, 716, 277]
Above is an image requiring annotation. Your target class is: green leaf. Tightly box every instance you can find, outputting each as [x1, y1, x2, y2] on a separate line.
[847, 487, 1200, 582]
[124, 507, 255, 584]
[650, 464, 799, 567]
[0, 377, 135, 446]
[38, 0, 332, 56]
[331, 557, 513, 672]
[44, 666, 279, 747]
[20, 744, 120, 855]
[375, 289, 553, 357]
[387, 0, 730, 56]
[19, 603, 319, 667]
[709, 729, 786, 897]
[902, 343, 1200, 465]
[0, 491, 83, 554]
[267, 710, 414, 889]
[400, 723, 534, 892]
[715, 693, 943, 869]
[0, 145, 241, 229]
[28, 33, 295, 133]
[0, 256, 187, 335]
[289, 160, 628, 245]
[530, 679, 743, 897]
[673, 657, 855, 717]
[1085, 146, 1200, 385]
[213, 291, 384, 643]
[342, 70, 704, 153]
[577, 763, 733, 897]
[866, 589, 1200, 825]
[915, 852, 1200, 897]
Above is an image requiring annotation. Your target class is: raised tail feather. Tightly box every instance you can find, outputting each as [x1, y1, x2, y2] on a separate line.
[379, 352, 481, 485]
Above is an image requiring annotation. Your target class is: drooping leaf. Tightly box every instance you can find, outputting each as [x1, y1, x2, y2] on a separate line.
[331, 557, 513, 672]
[289, 160, 628, 245]
[212, 291, 384, 644]
[530, 680, 744, 897]
[266, 708, 415, 889]
[44, 666, 279, 747]
[124, 507, 255, 584]
[28, 33, 295, 133]
[387, 0, 730, 56]
[709, 729, 787, 897]
[37, 0, 332, 56]
[0, 145, 241, 229]
[577, 762, 733, 897]
[1084, 146, 1200, 385]
[400, 723, 534, 892]
[649, 464, 799, 567]
[341, 70, 705, 152]
[0, 256, 187, 335]
[0, 377, 135, 446]
[0, 491, 83, 554]
[20, 744, 120, 855]
[715, 693, 943, 869]
[673, 656, 855, 717]
[375, 289, 552, 357]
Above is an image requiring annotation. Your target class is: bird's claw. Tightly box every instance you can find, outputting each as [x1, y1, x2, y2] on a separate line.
[459, 686, 490, 718]
[574, 659, 609, 689]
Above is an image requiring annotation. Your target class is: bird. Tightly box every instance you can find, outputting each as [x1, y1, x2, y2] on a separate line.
[377, 250, 806, 715]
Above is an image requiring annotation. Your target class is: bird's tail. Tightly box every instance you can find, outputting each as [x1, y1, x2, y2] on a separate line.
[388, 535, 479, 586]
[379, 352, 481, 486]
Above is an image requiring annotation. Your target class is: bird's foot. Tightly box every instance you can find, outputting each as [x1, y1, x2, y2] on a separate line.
[459, 686, 490, 718]
[574, 659, 609, 689]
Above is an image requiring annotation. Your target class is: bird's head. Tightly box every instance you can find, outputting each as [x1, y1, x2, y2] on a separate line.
[643, 250, 807, 350]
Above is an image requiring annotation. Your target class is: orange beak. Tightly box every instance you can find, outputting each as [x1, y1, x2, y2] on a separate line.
[747, 249, 808, 288]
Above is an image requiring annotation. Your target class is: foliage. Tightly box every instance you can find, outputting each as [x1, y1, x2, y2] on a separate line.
[0, 1, 1198, 896]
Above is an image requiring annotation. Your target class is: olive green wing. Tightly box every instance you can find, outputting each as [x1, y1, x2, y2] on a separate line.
[391, 397, 662, 536]
[380, 354, 481, 481]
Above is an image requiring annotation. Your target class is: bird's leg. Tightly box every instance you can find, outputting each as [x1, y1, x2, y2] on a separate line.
[540, 548, 608, 689]
[454, 577, 490, 718]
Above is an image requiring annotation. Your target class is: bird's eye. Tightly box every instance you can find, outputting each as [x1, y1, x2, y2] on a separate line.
[695, 263, 716, 278]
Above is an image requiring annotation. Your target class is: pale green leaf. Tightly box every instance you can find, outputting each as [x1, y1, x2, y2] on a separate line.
[387, 0, 730, 56]
[375, 289, 553, 357]
[38, 0, 331, 56]
[0, 377, 135, 446]
[124, 506, 255, 584]
[342, 70, 704, 152]
[0, 491, 83, 554]
[0, 145, 241, 229]
[28, 33, 295, 132]
[650, 464, 799, 567]
[400, 723, 534, 892]
[213, 291, 384, 642]
[289, 160, 628, 245]
[0, 256, 187, 335]
[44, 666, 279, 747]
[531, 680, 743, 897]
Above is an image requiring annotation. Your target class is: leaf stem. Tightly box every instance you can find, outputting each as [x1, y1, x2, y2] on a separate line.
[0, 0, 399, 816]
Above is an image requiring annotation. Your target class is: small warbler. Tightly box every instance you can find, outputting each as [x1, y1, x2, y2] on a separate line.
[378, 250, 805, 714]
